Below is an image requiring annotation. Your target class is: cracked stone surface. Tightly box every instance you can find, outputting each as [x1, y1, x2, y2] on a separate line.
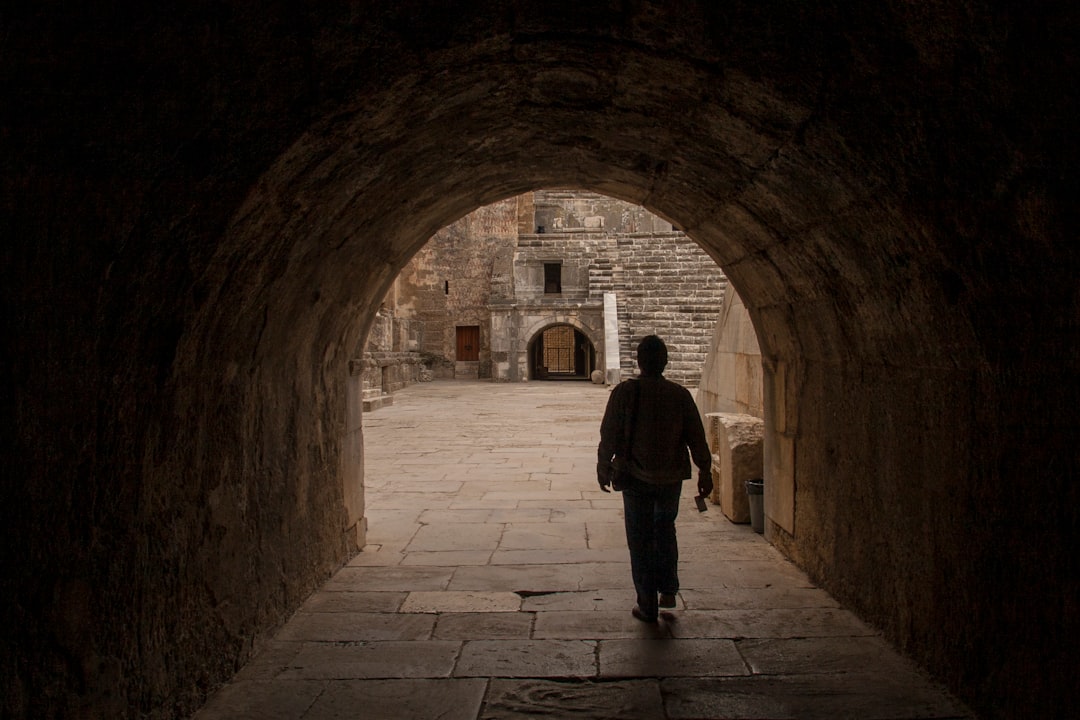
[195, 382, 973, 719]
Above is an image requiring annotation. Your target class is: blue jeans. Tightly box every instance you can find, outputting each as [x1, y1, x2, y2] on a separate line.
[621, 476, 683, 617]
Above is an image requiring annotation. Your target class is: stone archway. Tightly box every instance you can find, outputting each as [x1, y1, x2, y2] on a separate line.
[516, 315, 603, 382]
[526, 323, 598, 381]
[5, 4, 1078, 718]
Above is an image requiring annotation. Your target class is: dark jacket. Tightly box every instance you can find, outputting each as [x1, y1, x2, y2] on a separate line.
[598, 375, 712, 484]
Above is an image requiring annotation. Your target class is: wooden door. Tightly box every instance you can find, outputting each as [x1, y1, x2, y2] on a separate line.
[456, 326, 480, 361]
[541, 325, 574, 373]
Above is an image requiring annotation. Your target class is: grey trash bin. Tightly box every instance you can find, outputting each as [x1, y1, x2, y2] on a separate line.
[745, 478, 764, 533]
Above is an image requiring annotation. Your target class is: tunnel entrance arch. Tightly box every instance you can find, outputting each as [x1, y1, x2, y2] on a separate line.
[527, 323, 595, 380]
[22, 5, 1052, 715]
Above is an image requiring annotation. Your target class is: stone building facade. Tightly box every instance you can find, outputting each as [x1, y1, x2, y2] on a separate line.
[362, 190, 726, 402]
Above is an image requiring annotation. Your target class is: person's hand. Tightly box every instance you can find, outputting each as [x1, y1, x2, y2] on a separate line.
[697, 473, 713, 498]
[597, 462, 612, 492]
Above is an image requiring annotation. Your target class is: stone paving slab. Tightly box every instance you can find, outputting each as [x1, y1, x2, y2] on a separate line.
[668, 608, 876, 639]
[194, 679, 326, 720]
[300, 591, 407, 613]
[274, 612, 435, 642]
[584, 521, 628, 549]
[419, 508, 496, 523]
[401, 550, 494, 566]
[518, 588, 639, 612]
[498, 523, 588, 550]
[522, 499, 595, 512]
[418, 507, 551, 523]
[678, 540, 782, 562]
[736, 636, 921, 676]
[230, 641, 305, 683]
[448, 563, 629, 592]
[323, 566, 454, 592]
[681, 586, 840, 610]
[449, 498, 522, 509]
[345, 547, 408, 566]
[599, 638, 749, 678]
[486, 508, 551, 523]
[454, 639, 598, 678]
[679, 558, 816, 589]
[661, 675, 972, 720]
[549, 508, 622, 523]
[432, 612, 536, 640]
[279, 641, 462, 680]
[388, 480, 466, 493]
[448, 468, 529, 482]
[361, 513, 420, 548]
[547, 476, 597, 491]
[308, 679, 487, 720]
[489, 548, 628, 565]
[534, 610, 675, 639]
[483, 490, 584, 502]
[462, 453, 526, 465]
[401, 590, 522, 613]
[480, 679, 665, 719]
[368, 496, 454, 510]
[407, 523, 506, 552]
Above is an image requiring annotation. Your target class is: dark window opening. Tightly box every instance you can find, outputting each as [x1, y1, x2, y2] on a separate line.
[444, 280, 449, 295]
[544, 262, 562, 294]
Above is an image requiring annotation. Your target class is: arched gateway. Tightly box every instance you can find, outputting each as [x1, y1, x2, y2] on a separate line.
[4, 3, 1077, 718]
[527, 323, 598, 380]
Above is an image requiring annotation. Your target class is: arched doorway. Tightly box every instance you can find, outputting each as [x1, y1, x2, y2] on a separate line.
[528, 324, 596, 380]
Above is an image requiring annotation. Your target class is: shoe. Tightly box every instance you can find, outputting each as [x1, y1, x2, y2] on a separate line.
[631, 606, 658, 623]
[659, 593, 677, 608]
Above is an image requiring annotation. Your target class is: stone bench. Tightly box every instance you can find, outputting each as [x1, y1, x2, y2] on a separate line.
[705, 412, 764, 524]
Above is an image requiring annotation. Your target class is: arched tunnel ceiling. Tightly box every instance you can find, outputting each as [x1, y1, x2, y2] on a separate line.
[195, 31, 972, 382]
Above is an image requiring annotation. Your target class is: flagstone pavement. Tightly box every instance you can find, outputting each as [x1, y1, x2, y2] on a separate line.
[194, 380, 973, 720]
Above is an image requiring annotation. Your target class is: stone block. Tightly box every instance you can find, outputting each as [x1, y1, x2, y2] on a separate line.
[363, 394, 392, 412]
[705, 413, 764, 524]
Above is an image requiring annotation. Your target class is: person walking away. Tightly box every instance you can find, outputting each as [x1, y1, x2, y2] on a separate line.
[597, 335, 713, 622]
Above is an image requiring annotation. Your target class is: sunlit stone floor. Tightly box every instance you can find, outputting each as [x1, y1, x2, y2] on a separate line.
[195, 380, 972, 720]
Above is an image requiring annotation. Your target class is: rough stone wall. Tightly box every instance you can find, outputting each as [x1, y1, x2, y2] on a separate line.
[533, 189, 674, 234]
[698, 286, 764, 418]
[375, 198, 519, 379]
[444, 200, 519, 379]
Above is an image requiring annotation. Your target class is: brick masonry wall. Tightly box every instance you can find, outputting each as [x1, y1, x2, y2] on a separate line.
[615, 233, 727, 387]
[513, 229, 726, 387]
[385, 198, 519, 377]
